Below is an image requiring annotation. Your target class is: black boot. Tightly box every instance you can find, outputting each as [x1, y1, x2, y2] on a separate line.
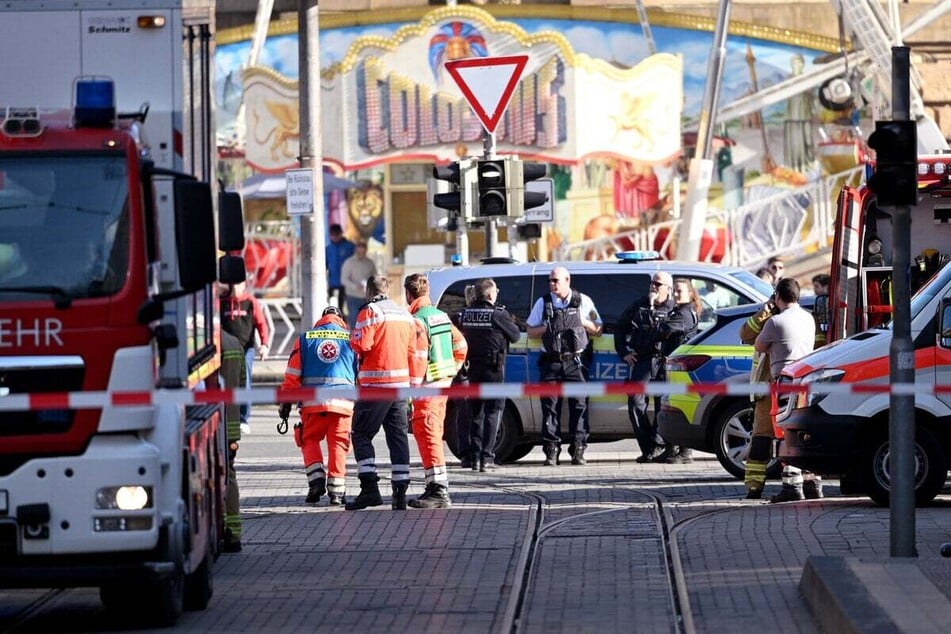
[664, 448, 694, 464]
[345, 474, 383, 511]
[305, 477, 326, 504]
[391, 481, 408, 510]
[543, 443, 560, 466]
[803, 477, 824, 500]
[571, 446, 586, 466]
[409, 483, 451, 509]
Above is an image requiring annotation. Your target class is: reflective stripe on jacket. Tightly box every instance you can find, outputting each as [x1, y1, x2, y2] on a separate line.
[350, 296, 421, 387]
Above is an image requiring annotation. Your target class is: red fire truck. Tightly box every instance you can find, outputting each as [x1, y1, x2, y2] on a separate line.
[0, 1, 243, 624]
[827, 154, 951, 343]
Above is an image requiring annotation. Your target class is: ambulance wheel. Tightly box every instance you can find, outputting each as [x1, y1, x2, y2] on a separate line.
[503, 443, 535, 463]
[861, 425, 947, 507]
[712, 399, 782, 480]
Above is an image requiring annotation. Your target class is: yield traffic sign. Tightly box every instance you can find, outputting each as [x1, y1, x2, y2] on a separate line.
[445, 55, 528, 134]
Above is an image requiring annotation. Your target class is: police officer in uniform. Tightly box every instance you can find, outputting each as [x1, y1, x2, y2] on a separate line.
[527, 267, 603, 466]
[616, 271, 686, 463]
[459, 278, 520, 471]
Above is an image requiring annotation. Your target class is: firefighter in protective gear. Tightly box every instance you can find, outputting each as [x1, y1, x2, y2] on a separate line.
[219, 330, 245, 552]
[346, 274, 424, 511]
[403, 273, 467, 509]
[740, 299, 775, 499]
[280, 306, 356, 506]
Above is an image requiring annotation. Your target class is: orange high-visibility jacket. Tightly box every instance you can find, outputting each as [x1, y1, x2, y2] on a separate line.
[350, 296, 422, 387]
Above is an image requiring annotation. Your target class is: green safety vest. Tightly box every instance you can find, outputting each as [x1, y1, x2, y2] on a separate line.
[415, 304, 456, 382]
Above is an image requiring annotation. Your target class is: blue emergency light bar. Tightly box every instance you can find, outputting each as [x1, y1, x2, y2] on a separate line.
[74, 78, 116, 127]
[615, 250, 661, 262]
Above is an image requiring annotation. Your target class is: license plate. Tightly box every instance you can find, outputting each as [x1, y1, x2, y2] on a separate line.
[0, 490, 7, 514]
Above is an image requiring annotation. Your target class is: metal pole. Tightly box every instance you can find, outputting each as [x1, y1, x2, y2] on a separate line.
[483, 129, 498, 259]
[298, 0, 325, 328]
[676, 0, 731, 261]
[888, 46, 915, 558]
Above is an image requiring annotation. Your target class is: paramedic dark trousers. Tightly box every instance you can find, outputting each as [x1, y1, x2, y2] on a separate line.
[351, 399, 411, 484]
[540, 355, 589, 448]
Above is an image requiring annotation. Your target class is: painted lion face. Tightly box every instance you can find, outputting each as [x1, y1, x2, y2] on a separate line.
[346, 185, 384, 241]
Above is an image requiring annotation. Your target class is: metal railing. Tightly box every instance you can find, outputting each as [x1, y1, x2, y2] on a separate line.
[555, 166, 864, 267]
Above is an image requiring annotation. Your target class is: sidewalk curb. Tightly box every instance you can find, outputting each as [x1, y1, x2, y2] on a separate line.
[800, 555, 951, 634]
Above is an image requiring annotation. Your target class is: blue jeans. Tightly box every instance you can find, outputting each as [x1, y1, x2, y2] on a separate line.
[240, 348, 255, 424]
[346, 296, 364, 329]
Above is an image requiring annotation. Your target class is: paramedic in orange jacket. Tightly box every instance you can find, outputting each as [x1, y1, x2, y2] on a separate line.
[403, 274, 468, 509]
[279, 306, 355, 506]
[346, 274, 423, 511]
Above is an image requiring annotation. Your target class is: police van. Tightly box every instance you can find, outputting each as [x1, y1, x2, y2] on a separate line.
[427, 253, 774, 462]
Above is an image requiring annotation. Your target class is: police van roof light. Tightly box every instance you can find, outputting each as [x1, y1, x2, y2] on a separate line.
[74, 77, 116, 128]
[615, 250, 662, 262]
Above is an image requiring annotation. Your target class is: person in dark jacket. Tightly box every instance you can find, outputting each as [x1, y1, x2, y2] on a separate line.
[458, 278, 520, 472]
[615, 271, 696, 463]
[656, 278, 701, 463]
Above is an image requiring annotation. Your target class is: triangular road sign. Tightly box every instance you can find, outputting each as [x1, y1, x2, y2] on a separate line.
[445, 55, 528, 134]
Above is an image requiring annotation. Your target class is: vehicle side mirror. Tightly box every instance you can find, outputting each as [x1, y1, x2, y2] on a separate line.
[218, 190, 245, 252]
[219, 254, 247, 285]
[174, 180, 217, 292]
[939, 298, 951, 349]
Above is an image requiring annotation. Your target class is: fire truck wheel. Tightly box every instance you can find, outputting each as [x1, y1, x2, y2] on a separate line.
[184, 542, 214, 611]
[146, 567, 184, 626]
[861, 424, 947, 507]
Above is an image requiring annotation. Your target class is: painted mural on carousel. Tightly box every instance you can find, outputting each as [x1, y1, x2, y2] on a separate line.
[216, 5, 855, 264]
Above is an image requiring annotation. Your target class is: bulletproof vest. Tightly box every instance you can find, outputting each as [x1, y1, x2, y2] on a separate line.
[629, 301, 673, 355]
[460, 302, 508, 369]
[541, 292, 588, 354]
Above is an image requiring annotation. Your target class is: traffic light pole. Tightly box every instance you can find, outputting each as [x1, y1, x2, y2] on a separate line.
[887, 46, 915, 558]
[483, 129, 499, 258]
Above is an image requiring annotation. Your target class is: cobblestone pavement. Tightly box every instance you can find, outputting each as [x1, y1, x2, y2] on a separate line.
[2, 405, 949, 633]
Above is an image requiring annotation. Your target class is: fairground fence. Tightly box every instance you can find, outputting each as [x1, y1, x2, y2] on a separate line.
[247, 167, 865, 357]
[3, 380, 948, 412]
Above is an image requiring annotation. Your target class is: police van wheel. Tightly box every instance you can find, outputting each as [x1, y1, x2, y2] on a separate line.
[712, 399, 781, 480]
[493, 403, 523, 463]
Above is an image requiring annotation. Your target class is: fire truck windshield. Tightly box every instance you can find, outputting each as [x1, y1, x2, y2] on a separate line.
[0, 153, 129, 302]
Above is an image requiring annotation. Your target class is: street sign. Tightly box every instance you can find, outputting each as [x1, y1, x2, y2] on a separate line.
[445, 55, 528, 134]
[524, 177, 554, 223]
[285, 167, 314, 216]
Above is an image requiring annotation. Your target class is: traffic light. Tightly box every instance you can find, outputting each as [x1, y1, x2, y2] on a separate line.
[477, 159, 508, 217]
[867, 120, 917, 207]
[429, 158, 475, 226]
[519, 161, 549, 215]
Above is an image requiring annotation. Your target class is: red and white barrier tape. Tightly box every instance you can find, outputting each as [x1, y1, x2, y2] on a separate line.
[1, 382, 949, 411]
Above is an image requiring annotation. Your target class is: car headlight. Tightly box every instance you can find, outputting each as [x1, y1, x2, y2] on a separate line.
[796, 368, 845, 408]
[96, 486, 152, 510]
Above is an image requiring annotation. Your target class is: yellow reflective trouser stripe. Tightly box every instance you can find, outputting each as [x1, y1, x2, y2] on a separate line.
[745, 460, 767, 489]
[225, 513, 242, 539]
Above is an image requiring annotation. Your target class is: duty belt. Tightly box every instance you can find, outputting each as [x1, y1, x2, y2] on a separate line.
[547, 352, 579, 361]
